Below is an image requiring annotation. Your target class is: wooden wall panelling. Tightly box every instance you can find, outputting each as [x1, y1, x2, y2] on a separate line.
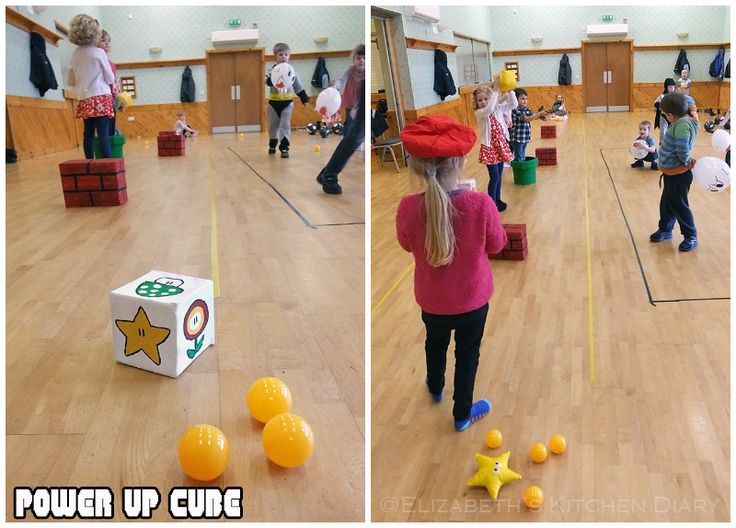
[718, 82, 730, 112]
[632, 81, 723, 111]
[6, 96, 78, 160]
[404, 97, 465, 126]
[115, 102, 209, 138]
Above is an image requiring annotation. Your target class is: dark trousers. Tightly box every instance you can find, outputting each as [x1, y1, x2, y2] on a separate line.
[659, 169, 696, 237]
[486, 162, 504, 205]
[509, 141, 527, 161]
[318, 87, 365, 185]
[109, 112, 117, 136]
[726, 150, 730, 167]
[83, 116, 111, 159]
[422, 303, 489, 422]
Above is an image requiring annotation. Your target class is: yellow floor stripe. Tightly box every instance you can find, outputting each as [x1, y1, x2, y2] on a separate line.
[372, 262, 414, 316]
[209, 153, 221, 298]
[583, 120, 596, 383]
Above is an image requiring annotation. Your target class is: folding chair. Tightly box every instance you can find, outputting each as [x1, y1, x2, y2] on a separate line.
[370, 104, 407, 173]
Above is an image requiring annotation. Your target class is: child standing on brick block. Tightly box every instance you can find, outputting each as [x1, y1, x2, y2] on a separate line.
[509, 88, 547, 162]
[396, 115, 508, 432]
[266, 43, 310, 158]
[649, 92, 699, 252]
[474, 78, 514, 212]
[67, 14, 115, 159]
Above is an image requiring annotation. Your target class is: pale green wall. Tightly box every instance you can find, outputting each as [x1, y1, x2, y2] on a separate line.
[489, 5, 730, 86]
[6, 5, 103, 100]
[376, 5, 730, 111]
[6, 5, 364, 104]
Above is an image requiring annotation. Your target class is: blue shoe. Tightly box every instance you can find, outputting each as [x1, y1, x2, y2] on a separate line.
[455, 399, 492, 431]
[426, 378, 443, 403]
[679, 236, 698, 252]
[649, 229, 672, 242]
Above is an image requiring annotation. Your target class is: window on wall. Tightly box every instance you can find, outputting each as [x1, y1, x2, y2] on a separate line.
[120, 77, 137, 98]
[454, 34, 491, 86]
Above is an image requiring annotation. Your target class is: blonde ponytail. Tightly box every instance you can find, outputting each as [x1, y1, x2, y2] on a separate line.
[409, 156, 464, 267]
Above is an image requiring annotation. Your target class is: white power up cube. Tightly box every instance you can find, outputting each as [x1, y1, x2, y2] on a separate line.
[110, 270, 215, 377]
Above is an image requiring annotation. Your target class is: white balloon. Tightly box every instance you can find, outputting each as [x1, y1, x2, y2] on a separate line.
[270, 63, 294, 90]
[315, 87, 341, 118]
[692, 156, 730, 192]
[629, 145, 648, 159]
[711, 129, 731, 153]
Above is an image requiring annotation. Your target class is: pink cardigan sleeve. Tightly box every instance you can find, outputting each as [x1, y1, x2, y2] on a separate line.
[484, 200, 507, 256]
[396, 198, 412, 252]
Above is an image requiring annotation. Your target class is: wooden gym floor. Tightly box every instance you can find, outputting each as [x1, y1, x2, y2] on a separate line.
[371, 111, 729, 521]
[6, 131, 365, 521]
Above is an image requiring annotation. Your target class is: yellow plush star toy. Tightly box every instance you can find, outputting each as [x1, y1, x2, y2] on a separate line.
[467, 451, 522, 499]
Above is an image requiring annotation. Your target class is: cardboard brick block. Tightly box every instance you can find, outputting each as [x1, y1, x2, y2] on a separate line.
[511, 239, 527, 250]
[541, 125, 557, 138]
[490, 251, 504, 260]
[504, 246, 529, 260]
[110, 270, 215, 378]
[92, 189, 128, 206]
[503, 224, 526, 240]
[59, 159, 92, 176]
[76, 174, 103, 191]
[158, 131, 177, 138]
[61, 176, 77, 192]
[103, 173, 127, 190]
[90, 158, 124, 174]
[63, 192, 92, 208]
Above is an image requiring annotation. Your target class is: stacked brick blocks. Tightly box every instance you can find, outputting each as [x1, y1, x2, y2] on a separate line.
[59, 158, 128, 207]
[158, 131, 185, 156]
[540, 125, 557, 139]
[110, 270, 215, 378]
[491, 224, 528, 261]
[535, 147, 557, 166]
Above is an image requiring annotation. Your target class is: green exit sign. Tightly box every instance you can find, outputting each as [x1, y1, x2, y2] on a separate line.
[601, 14, 614, 22]
[229, 18, 241, 27]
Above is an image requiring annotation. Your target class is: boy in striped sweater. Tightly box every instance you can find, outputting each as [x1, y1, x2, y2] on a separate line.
[649, 91, 699, 252]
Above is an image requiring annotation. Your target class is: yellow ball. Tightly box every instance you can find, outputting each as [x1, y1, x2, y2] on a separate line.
[530, 442, 548, 463]
[262, 412, 315, 468]
[485, 429, 503, 449]
[498, 69, 517, 92]
[313, 145, 321, 153]
[523, 486, 544, 509]
[177, 424, 230, 481]
[246, 377, 293, 424]
[550, 434, 567, 455]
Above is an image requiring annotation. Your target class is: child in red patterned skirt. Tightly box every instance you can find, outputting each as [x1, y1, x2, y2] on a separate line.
[474, 78, 514, 212]
[67, 14, 115, 159]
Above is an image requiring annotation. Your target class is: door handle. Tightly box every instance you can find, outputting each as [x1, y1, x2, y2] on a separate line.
[608, 71, 613, 84]
[236, 85, 241, 100]
[231, 85, 235, 100]
[603, 71, 607, 84]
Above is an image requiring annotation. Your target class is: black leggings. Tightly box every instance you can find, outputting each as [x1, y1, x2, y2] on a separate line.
[422, 303, 489, 422]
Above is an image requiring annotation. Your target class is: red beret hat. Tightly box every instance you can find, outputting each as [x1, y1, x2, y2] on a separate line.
[400, 115, 477, 158]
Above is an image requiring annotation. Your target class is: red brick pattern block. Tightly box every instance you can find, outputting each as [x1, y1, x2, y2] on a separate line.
[158, 131, 185, 156]
[540, 125, 557, 139]
[535, 147, 557, 166]
[490, 223, 528, 261]
[59, 158, 127, 207]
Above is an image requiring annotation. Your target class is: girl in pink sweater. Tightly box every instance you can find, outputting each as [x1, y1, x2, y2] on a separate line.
[396, 115, 508, 431]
